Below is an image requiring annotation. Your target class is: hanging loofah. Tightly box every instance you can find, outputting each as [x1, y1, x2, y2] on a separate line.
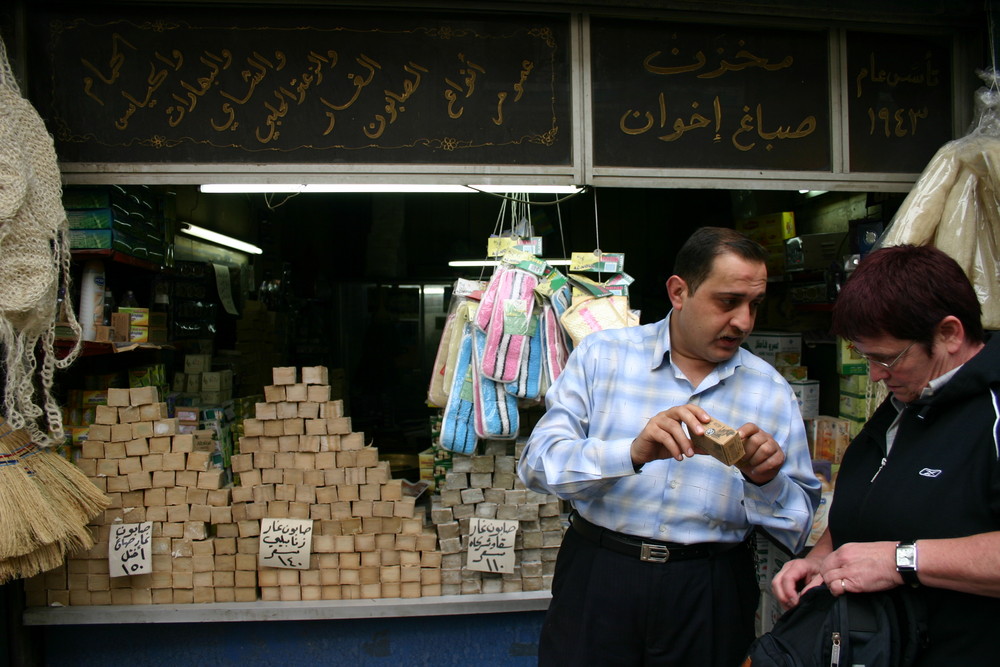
[877, 67, 1000, 330]
[0, 35, 82, 445]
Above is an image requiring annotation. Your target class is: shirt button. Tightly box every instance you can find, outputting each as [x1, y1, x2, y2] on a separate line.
[669, 480, 679, 489]
[659, 526, 667, 533]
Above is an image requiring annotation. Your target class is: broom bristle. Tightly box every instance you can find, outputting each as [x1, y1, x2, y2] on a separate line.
[0, 417, 108, 564]
[15, 442, 109, 521]
[0, 454, 64, 557]
[0, 542, 65, 585]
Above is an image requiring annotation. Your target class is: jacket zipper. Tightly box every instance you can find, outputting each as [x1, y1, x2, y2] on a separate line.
[870, 456, 887, 482]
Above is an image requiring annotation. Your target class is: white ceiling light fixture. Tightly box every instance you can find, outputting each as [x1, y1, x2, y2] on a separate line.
[199, 183, 584, 195]
[448, 258, 573, 268]
[179, 222, 263, 255]
[467, 185, 583, 195]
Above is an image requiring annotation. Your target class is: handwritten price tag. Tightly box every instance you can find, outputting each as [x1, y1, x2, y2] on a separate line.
[258, 518, 313, 570]
[466, 517, 518, 574]
[109, 522, 153, 577]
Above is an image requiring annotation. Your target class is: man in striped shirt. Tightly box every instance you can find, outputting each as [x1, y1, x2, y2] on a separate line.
[518, 226, 820, 666]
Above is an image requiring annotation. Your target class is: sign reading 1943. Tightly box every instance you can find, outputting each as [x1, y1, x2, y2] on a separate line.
[31, 8, 571, 165]
[845, 31, 953, 174]
[589, 18, 831, 171]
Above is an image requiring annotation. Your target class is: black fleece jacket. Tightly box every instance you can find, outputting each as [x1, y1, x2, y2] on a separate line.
[829, 333, 1000, 666]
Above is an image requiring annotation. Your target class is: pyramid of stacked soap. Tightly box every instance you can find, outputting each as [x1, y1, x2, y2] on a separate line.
[24, 386, 253, 606]
[430, 439, 564, 595]
[232, 366, 442, 601]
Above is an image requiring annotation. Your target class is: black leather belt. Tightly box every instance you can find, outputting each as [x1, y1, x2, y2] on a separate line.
[570, 511, 746, 563]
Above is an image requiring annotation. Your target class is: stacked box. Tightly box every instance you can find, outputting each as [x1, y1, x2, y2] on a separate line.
[744, 331, 802, 367]
[236, 366, 442, 601]
[174, 354, 235, 407]
[430, 439, 564, 595]
[804, 416, 853, 464]
[23, 386, 253, 606]
[790, 379, 820, 419]
[837, 337, 867, 375]
[234, 301, 288, 398]
[735, 212, 796, 278]
[63, 185, 166, 264]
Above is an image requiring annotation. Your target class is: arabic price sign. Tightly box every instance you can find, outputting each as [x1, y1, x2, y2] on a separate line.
[259, 518, 314, 570]
[590, 17, 831, 171]
[109, 521, 153, 578]
[466, 517, 518, 574]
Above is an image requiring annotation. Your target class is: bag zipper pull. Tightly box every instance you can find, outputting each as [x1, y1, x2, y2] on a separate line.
[830, 631, 841, 667]
[870, 457, 887, 482]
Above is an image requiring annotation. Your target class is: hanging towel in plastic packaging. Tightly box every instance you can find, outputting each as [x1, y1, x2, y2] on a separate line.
[505, 309, 543, 400]
[471, 327, 519, 439]
[559, 294, 639, 347]
[477, 267, 538, 382]
[439, 321, 478, 455]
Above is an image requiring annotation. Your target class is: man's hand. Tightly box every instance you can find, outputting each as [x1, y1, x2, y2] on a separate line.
[734, 423, 784, 484]
[630, 404, 712, 468]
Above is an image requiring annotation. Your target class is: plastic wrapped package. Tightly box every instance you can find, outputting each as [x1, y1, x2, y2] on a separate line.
[471, 326, 519, 439]
[539, 301, 569, 388]
[476, 267, 538, 383]
[439, 320, 478, 454]
[879, 70, 1000, 329]
[427, 296, 473, 408]
[559, 294, 640, 346]
[505, 309, 543, 400]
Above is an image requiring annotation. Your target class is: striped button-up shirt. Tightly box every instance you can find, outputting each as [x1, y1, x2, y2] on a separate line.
[517, 313, 821, 555]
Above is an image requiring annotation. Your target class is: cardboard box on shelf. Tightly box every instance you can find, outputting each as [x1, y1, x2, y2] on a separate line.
[838, 337, 867, 375]
[805, 416, 852, 463]
[744, 331, 802, 366]
[735, 212, 796, 246]
[790, 379, 820, 419]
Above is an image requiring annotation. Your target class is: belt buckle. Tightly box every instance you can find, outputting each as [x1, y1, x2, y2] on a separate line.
[640, 542, 670, 563]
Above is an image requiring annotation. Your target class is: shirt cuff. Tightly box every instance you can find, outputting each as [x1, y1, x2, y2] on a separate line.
[606, 438, 639, 478]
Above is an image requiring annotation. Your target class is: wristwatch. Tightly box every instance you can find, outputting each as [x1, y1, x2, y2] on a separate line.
[895, 541, 920, 587]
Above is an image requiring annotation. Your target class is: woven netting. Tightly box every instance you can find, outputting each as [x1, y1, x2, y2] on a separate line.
[0, 36, 81, 445]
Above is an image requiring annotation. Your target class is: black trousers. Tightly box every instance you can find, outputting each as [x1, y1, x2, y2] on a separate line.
[539, 525, 759, 666]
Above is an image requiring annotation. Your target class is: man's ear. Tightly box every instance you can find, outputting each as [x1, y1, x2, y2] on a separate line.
[667, 275, 688, 310]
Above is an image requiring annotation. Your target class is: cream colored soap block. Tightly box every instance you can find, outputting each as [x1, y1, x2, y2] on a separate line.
[691, 418, 746, 466]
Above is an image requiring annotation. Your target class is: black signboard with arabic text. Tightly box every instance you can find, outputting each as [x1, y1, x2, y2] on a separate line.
[29, 8, 571, 165]
[590, 18, 831, 171]
[846, 31, 952, 173]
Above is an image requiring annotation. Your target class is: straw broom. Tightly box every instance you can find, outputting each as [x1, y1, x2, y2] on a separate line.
[0, 448, 64, 558]
[0, 542, 64, 585]
[0, 416, 108, 526]
[0, 416, 108, 582]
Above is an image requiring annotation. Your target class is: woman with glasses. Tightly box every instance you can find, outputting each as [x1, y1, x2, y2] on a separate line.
[771, 243, 1000, 666]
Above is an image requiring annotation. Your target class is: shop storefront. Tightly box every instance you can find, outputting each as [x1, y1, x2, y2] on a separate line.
[0, 0, 991, 664]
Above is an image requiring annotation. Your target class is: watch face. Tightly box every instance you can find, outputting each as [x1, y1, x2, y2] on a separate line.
[897, 546, 916, 568]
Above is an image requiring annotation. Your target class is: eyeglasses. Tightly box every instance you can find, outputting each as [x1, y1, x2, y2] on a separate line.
[851, 341, 916, 370]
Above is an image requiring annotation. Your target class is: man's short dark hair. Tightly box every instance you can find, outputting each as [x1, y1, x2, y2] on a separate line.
[673, 226, 769, 294]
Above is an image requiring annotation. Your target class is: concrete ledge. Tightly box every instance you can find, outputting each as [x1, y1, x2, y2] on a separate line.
[23, 590, 551, 625]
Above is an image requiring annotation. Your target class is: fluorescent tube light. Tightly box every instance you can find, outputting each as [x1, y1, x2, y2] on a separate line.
[448, 258, 573, 268]
[468, 185, 583, 195]
[199, 183, 583, 195]
[179, 223, 263, 255]
[201, 183, 468, 194]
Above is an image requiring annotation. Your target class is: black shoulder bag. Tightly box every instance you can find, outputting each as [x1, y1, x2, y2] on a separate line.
[743, 584, 929, 667]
